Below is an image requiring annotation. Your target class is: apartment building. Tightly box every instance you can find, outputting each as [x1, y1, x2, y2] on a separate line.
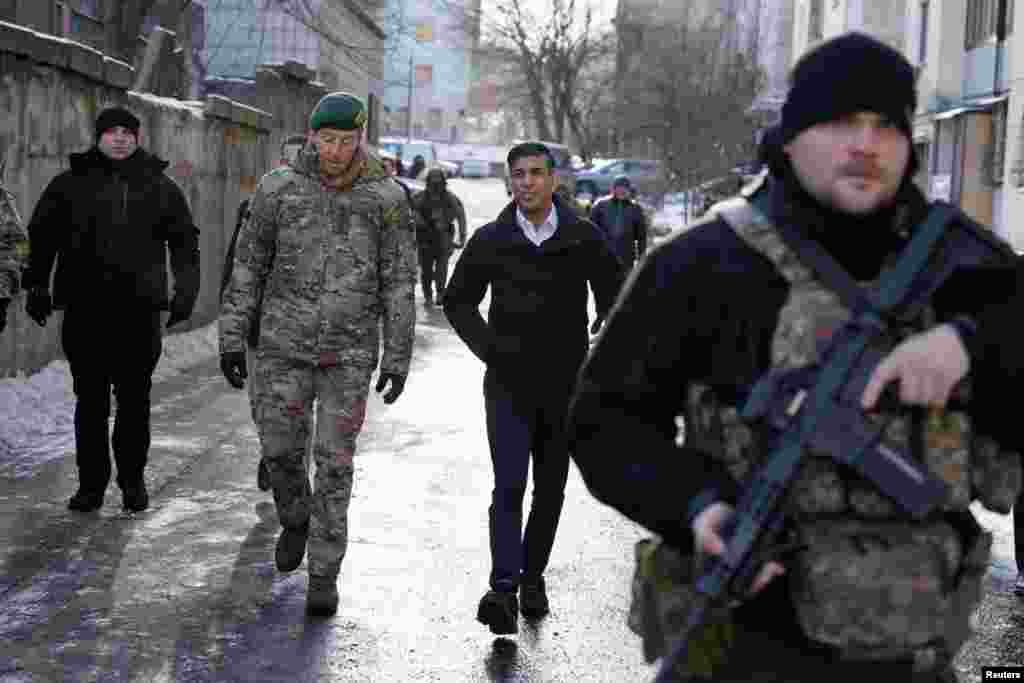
[377, 0, 481, 144]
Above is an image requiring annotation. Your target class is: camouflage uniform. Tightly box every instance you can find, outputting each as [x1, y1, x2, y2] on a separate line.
[220, 145, 417, 578]
[0, 182, 28, 302]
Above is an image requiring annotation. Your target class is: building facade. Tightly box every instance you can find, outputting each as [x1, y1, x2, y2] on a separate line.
[202, 0, 385, 100]
[377, 0, 480, 143]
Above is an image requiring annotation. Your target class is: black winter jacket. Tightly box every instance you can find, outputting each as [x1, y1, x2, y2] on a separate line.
[589, 196, 648, 269]
[443, 196, 624, 393]
[23, 147, 200, 312]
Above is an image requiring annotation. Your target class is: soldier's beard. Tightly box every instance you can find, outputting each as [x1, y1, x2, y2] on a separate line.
[321, 144, 367, 191]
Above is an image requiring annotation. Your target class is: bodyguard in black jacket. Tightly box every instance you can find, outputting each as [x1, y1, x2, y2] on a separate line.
[444, 141, 622, 635]
[22, 107, 200, 514]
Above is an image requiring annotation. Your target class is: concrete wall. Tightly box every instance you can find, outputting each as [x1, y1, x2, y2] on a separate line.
[0, 20, 278, 377]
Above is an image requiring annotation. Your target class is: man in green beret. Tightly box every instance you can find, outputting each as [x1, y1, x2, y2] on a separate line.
[220, 92, 417, 617]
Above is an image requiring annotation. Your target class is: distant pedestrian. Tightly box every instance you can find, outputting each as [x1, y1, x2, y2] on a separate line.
[443, 141, 622, 635]
[407, 154, 426, 180]
[411, 168, 466, 306]
[589, 175, 648, 272]
[22, 106, 200, 513]
[219, 92, 417, 617]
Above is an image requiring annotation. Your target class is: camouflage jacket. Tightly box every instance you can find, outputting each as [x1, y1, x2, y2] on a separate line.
[219, 147, 417, 375]
[0, 184, 28, 300]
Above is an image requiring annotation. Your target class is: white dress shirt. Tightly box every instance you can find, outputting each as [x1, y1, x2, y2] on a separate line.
[516, 203, 559, 246]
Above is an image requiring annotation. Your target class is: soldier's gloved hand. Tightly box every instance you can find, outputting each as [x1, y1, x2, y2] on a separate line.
[220, 351, 248, 389]
[589, 317, 605, 335]
[25, 288, 52, 327]
[165, 292, 194, 329]
[374, 371, 406, 404]
[861, 323, 969, 410]
[0, 298, 9, 334]
[692, 501, 786, 597]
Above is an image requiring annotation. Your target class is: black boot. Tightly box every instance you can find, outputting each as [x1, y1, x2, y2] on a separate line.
[122, 481, 149, 512]
[257, 458, 271, 492]
[520, 577, 549, 619]
[68, 488, 105, 512]
[307, 575, 340, 617]
[276, 521, 309, 572]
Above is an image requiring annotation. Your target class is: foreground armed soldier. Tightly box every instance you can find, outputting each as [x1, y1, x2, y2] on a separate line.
[411, 168, 466, 305]
[220, 92, 416, 617]
[0, 164, 28, 334]
[568, 33, 1023, 681]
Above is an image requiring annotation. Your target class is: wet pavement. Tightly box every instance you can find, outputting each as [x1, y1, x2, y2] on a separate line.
[1, 178, 1022, 681]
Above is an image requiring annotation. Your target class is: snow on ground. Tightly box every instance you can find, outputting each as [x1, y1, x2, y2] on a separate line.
[0, 322, 220, 478]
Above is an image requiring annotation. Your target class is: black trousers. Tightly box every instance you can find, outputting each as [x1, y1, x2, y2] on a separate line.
[483, 371, 571, 590]
[62, 308, 163, 493]
[417, 232, 452, 300]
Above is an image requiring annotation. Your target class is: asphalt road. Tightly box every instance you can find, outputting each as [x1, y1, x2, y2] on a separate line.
[1, 178, 1022, 682]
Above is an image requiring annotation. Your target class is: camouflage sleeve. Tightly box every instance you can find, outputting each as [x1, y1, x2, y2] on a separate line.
[218, 178, 279, 354]
[377, 187, 417, 377]
[0, 189, 27, 300]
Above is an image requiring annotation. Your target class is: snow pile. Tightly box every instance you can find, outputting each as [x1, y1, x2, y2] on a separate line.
[0, 322, 220, 476]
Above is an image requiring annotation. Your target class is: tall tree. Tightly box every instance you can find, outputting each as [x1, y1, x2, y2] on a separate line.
[618, 14, 765, 193]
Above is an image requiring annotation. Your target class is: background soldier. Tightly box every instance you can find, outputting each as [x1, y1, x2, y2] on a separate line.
[219, 92, 417, 617]
[23, 106, 200, 514]
[589, 175, 648, 272]
[411, 168, 466, 306]
[568, 33, 1024, 681]
[0, 161, 29, 334]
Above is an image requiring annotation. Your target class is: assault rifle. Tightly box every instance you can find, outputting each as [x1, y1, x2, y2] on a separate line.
[652, 202, 960, 683]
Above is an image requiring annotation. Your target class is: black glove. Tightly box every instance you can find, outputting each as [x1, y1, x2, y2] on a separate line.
[590, 317, 605, 335]
[0, 298, 8, 334]
[25, 289, 52, 327]
[374, 372, 406, 404]
[220, 351, 248, 389]
[165, 293, 194, 329]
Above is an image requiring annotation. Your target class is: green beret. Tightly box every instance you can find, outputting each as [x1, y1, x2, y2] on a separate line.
[310, 92, 368, 131]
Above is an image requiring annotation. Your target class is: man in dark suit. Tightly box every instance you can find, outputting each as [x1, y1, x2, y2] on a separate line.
[443, 141, 622, 634]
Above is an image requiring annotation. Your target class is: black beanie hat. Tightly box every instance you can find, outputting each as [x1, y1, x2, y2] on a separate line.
[95, 107, 141, 142]
[780, 32, 917, 144]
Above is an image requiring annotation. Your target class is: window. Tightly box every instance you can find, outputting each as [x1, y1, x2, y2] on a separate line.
[415, 64, 433, 85]
[1013, 110, 1024, 187]
[808, 0, 824, 42]
[415, 21, 434, 42]
[966, 0, 1000, 49]
[918, 1, 930, 64]
[991, 101, 1008, 185]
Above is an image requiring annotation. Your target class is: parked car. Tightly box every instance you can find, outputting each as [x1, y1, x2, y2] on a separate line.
[460, 158, 491, 178]
[574, 158, 662, 198]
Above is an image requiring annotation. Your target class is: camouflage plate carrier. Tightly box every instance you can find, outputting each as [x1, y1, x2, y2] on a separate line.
[629, 193, 1021, 680]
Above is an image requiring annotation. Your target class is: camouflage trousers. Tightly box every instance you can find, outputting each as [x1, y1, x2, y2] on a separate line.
[250, 354, 373, 578]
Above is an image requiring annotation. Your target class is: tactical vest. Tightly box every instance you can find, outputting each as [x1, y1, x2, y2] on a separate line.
[629, 196, 1020, 677]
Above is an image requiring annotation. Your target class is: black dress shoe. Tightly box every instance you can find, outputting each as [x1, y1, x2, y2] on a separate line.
[476, 589, 518, 635]
[307, 575, 340, 617]
[68, 489, 104, 512]
[276, 521, 309, 572]
[122, 483, 149, 512]
[520, 577, 549, 619]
